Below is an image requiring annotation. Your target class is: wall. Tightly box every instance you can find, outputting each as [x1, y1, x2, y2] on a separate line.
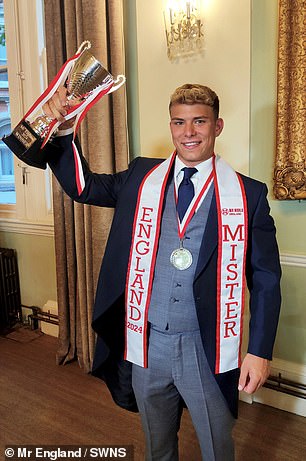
[125, 0, 251, 174]
[0, 231, 57, 311]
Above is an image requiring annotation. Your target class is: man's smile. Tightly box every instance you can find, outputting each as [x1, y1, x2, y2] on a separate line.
[181, 141, 201, 149]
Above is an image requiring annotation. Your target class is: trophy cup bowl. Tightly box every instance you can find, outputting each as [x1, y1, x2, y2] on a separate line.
[2, 45, 115, 169]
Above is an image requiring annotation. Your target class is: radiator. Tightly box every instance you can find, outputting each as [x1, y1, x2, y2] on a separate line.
[0, 248, 22, 331]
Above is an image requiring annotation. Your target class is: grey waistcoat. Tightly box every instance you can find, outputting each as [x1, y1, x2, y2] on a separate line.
[148, 177, 213, 333]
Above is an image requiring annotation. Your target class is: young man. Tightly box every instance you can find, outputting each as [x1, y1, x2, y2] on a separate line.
[43, 84, 281, 460]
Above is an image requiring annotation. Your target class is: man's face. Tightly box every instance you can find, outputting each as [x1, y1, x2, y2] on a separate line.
[169, 103, 224, 166]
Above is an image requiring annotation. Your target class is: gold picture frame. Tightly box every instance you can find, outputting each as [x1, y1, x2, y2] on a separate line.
[273, 0, 305, 200]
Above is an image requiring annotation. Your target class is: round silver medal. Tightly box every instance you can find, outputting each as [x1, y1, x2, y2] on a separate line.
[170, 247, 193, 270]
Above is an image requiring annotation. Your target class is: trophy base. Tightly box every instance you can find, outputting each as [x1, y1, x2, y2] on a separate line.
[2, 120, 48, 170]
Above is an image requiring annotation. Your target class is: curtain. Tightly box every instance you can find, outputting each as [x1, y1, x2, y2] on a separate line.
[44, 0, 128, 372]
[274, 0, 306, 200]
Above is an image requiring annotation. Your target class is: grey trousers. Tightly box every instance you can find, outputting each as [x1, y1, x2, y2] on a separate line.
[132, 328, 235, 461]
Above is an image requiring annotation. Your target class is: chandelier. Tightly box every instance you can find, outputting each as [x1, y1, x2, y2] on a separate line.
[164, 1, 204, 60]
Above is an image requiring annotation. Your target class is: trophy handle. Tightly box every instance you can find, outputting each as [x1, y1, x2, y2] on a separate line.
[108, 75, 126, 94]
[76, 40, 91, 53]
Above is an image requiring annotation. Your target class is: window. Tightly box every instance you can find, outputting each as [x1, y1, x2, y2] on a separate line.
[0, 0, 53, 233]
[0, 0, 15, 205]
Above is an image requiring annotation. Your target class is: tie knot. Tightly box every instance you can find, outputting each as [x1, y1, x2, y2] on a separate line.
[182, 167, 197, 181]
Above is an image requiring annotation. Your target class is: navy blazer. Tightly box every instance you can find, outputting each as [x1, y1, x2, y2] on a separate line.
[46, 135, 281, 418]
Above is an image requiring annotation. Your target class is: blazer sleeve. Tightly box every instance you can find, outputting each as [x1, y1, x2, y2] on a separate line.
[44, 134, 135, 207]
[246, 183, 282, 360]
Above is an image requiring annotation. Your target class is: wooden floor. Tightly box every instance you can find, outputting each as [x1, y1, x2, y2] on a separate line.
[0, 328, 305, 461]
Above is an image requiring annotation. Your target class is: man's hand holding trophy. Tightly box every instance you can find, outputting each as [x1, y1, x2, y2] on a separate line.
[42, 86, 73, 128]
[2, 41, 125, 170]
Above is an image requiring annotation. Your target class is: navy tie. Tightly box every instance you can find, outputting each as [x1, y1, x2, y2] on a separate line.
[177, 167, 198, 222]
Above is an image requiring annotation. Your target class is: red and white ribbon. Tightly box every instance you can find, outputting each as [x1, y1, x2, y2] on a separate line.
[63, 75, 125, 195]
[24, 49, 84, 143]
[174, 169, 214, 240]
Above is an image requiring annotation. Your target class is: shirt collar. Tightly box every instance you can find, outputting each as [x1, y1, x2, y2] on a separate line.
[174, 154, 214, 180]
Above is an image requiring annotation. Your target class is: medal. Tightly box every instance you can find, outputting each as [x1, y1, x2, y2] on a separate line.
[170, 246, 193, 270]
[170, 239, 193, 270]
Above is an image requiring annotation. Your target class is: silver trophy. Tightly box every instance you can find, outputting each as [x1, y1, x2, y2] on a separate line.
[2, 41, 125, 169]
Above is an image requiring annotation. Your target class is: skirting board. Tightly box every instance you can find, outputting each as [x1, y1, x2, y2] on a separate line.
[239, 358, 306, 417]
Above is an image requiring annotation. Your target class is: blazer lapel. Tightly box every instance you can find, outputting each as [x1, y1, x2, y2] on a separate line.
[194, 193, 218, 280]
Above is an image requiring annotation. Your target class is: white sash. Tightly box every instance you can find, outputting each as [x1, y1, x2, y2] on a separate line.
[124, 153, 175, 367]
[125, 153, 247, 373]
[212, 155, 248, 373]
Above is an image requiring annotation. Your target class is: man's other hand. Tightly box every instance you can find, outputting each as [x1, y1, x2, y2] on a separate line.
[238, 353, 270, 394]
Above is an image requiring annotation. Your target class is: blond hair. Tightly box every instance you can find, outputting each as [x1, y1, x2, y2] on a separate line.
[169, 84, 220, 119]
